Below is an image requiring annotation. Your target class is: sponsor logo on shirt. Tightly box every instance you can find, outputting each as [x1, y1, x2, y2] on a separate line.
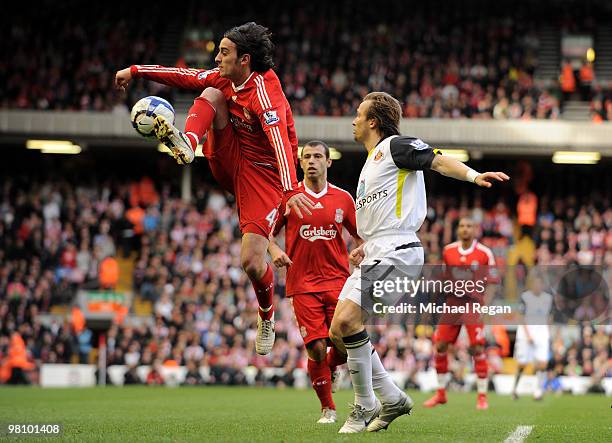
[355, 189, 389, 210]
[230, 115, 254, 132]
[335, 208, 344, 223]
[299, 224, 338, 242]
[313, 202, 324, 209]
[263, 110, 280, 126]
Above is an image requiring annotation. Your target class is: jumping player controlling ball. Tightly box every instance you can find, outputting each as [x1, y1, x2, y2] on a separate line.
[115, 23, 314, 355]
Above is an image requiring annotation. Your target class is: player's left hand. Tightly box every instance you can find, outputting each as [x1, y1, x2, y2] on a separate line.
[475, 171, 510, 188]
[285, 193, 315, 218]
[271, 251, 293, 268]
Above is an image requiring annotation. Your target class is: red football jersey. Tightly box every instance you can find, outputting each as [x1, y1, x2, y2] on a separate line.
[443, 240, 498, 302]
[443, 240, 496, 268]
[274, 182, 358, 296]
[131, 65, 299, 194]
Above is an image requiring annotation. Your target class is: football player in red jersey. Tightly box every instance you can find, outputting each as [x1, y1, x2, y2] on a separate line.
[424, 217, 498, 410]
[268, 141, 361, 424]
[115, 23, 314, 355]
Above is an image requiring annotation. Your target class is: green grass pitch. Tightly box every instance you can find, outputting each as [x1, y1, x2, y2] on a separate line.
[0, 387, 609, 442]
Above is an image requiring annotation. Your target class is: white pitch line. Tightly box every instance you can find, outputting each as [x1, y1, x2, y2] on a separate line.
[503, 425, 534, 443]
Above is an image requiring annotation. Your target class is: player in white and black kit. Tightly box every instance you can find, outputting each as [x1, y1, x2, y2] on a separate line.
[512, 275, 553, 401]
[329, 92, 509, 433]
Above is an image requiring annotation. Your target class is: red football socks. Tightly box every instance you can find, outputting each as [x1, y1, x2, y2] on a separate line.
[251, 264, 274, 321]
[184, 97, 216, 151]
[308, 358, 335, 410]
[326, 346, 347, 370]
[435, 351, 449, 374]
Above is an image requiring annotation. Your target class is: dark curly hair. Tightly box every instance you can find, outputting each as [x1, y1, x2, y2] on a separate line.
[224, 22, 275, 73]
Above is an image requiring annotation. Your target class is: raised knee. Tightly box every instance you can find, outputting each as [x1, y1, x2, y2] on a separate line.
[200, 87, 225, 108]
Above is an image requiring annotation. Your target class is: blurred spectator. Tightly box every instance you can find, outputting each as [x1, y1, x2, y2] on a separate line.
[123, 364, 142, 385]
[182, 360, 204, 386]
[146, 360, 165, 385]
[560, 60, 577, 101]
[578, 62, 594, 101]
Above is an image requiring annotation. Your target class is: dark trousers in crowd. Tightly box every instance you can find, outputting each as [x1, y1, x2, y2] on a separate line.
[7, 368, 30, 385]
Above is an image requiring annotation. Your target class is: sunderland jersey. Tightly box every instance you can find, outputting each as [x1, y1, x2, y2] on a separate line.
[355, 135, 439, 241]
[274, 182, 358, 295]
[519, 291, 553, 325]
[130, 65, 299, 193]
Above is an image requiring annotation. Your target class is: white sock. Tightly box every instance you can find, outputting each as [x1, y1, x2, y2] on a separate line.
[437, 372, 450, 390]
[535, 370, 546, 395]
[371, 348, 403, 404]
[477, 377, 488, 394]
[343, 330, 376, 409]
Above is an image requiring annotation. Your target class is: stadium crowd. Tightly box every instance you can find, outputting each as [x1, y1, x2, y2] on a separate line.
[0, 1, 172, 112]
[6, 0, 611, 119]
[0, 174, 609, 387]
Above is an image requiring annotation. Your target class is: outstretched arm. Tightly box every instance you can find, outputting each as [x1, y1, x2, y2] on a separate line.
[431, 155, 510, 187]
[387, 137, 509, 187]
[115, 65, 221, 91]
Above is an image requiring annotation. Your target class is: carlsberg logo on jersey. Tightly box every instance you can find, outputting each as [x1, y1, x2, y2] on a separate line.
[299, 225, 338, 242]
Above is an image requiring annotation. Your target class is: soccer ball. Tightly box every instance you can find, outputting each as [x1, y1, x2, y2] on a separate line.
[130, 96, 175, 138]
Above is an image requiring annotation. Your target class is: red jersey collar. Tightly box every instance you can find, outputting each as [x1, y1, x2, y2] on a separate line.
[232, 72, 255, 92]
[301, 181, 328, 199]
[458, 240, 477, 255]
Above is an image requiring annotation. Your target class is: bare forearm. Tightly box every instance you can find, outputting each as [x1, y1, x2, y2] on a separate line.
[267, 238, 283, 256]
[131, 65, 206, 90]
[431, 155, 477, 182]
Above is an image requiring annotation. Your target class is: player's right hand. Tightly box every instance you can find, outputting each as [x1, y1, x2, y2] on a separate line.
[271, 251, 293, 268]
[114, 67, 132, 91]
[474, 171, 510, 188]
[349, 245, 365, 267]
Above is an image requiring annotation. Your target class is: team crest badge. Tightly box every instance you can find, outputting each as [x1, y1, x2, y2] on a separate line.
[335, 208, 344, 223]
[374, 150, 384, 161]
[243, 107, 251, 120]
[300, 326, 308, 338]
